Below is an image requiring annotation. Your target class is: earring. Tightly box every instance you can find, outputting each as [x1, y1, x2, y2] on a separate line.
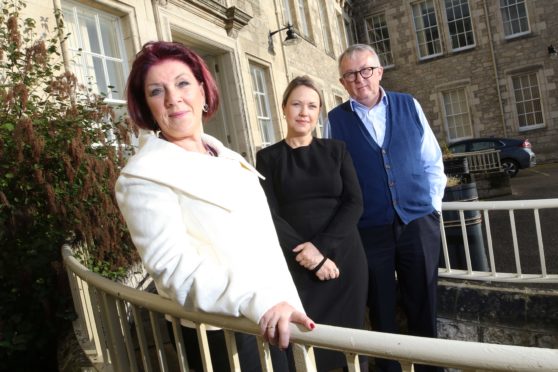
[203, 103, 208, 112]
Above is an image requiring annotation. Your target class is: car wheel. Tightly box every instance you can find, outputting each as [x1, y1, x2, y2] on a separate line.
[502, 159, 519, 177]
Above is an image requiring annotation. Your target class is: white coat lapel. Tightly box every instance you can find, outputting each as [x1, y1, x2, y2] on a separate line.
[121, 134, 252, 211]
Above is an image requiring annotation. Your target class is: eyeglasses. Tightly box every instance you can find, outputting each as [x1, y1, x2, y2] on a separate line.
[341, 66, 379, 82]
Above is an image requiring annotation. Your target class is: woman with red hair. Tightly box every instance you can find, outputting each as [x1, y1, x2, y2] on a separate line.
[116, 41, 314, 371]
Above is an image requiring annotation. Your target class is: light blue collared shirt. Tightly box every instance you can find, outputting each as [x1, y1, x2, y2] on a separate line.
[324, 88, 446, 212]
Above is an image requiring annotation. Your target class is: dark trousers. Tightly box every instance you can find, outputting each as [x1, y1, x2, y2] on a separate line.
[359, 212, 442, 372]
[166, 322, 289, 372]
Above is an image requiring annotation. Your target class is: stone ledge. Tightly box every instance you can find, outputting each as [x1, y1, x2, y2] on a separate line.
[438, 279, 558, 347]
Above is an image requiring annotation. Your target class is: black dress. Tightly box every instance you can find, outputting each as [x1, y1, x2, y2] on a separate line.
[256, 138, 368, 371]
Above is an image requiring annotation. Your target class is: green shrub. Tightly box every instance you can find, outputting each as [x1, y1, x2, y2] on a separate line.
[0, 0, 137, 369]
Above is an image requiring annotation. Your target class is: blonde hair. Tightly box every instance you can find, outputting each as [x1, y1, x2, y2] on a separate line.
[282, 75, 323, 109]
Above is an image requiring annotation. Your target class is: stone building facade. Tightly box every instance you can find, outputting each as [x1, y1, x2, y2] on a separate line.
[22, 0, 354, 164]
[350, 0, 558, 162]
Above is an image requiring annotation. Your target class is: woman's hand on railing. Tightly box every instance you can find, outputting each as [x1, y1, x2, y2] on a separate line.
[259, 301, 315, 349]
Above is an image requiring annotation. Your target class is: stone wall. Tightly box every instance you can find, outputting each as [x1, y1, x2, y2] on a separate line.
[472, 171, 512, 199]
[438, 279, 558, 348]
[351, 0, 558, 163]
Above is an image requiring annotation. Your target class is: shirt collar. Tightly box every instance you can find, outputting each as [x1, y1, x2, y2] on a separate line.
[349, 87, 388, 112]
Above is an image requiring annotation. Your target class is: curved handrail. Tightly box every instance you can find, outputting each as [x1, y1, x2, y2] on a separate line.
[443, 198, 558, 210]
[62, 245, 558, 371]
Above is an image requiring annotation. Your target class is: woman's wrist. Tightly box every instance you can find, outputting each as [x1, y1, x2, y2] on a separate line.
[310, 256, 327, 273]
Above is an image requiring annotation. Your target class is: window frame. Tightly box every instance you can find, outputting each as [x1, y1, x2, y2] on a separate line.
[411, 0, 444, 60]
[510, 70, 545, 132]
[62, 0, 129, 104]
[249, 64, 277, 148]
[364, 12, 394, 68]
[296, 0, 311, 38]
[282, 0, 294, 25]
[443, 0, 476, 52]
[317, 0, 333, 55]
[500, 0, 530, 39]
[441, 86, 474, 142]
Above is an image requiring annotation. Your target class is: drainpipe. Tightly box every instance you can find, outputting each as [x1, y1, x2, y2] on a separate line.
[483, 0, 508, 137]
[272, 0, 291, 83]
[271, 0, 291, 137]
[52, 0, 71, 73]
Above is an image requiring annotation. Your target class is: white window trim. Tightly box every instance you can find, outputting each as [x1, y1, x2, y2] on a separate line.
[249, 64, 276, 147]
[317, 0, 332, 54]
[442, 0, 476, 52]
[500, 0, 531, 40]
[282, 0, 293, 25]
[62, 0, 129, 105]
[364, 12, 394, 68]
[296, 0, 310, 38]
[509, 70, 546, 132]
[440, 87, 473, 142]
[411, 0, 444, 61]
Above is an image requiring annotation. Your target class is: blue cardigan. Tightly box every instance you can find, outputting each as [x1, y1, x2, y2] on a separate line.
[328, 92, 434, 227]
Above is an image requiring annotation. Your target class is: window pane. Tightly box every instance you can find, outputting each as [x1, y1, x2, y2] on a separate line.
[99, 17, 121, 58]
[250, 65, 276, 146]
[297, 0, 309, 37]
[62, 1, 128, 102]
[78, 12, 101, 54]
[512, 71, 544, 129]
[106, 60, 126, 99]
[318, 1, 331, 53]
[412, 0, 442, 59]
[443, 88, 472, 141]
[365, 13, 394, 66]
[500, 0, 530, 37]
[283, 0, 293, 24]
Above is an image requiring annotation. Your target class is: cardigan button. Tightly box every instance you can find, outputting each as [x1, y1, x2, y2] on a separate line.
[389, 181, 395, 187]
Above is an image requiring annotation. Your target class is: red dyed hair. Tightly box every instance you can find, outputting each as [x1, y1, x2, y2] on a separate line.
[126, 41, 220, 131]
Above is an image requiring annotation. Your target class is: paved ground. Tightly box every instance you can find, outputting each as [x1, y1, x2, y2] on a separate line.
[493, 162, 558, 200]
[466, 162, 558, 279]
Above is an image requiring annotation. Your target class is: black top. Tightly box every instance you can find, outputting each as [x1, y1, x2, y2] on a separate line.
[256, 138, 368, 371]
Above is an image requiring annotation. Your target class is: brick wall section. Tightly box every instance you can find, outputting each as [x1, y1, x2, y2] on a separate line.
[351, 0, 558, 162]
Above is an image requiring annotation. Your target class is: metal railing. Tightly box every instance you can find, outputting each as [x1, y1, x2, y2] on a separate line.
[439, 198, 558, 283]
[62, 198, 558, 371]
[451, 150, 502, 173]
[62, 245, 558, 372]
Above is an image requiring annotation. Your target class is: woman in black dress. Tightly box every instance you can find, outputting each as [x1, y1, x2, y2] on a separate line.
[256, 76, 368, 371]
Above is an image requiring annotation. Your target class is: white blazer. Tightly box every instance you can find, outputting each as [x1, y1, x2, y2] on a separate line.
[115, 133, 304, 324]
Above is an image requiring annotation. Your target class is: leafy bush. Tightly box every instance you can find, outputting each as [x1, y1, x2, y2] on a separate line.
[0, 0, 137, 369]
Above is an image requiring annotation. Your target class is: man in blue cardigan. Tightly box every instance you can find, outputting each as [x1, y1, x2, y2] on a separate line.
[326, 44, 446, 372]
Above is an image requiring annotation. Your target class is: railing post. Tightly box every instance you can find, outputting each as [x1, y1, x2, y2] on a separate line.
[291, 342, 317, 371]
[223, 329, 241, 370]
[255, 336, 274, 372]
[344, 352, 360, 372]
[100, 292, 130, 371]
[196, 323, 213, 372]
[399, 361, 414, 372]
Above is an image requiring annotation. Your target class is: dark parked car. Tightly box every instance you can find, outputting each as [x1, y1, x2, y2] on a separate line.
[448, 137, 536, 177]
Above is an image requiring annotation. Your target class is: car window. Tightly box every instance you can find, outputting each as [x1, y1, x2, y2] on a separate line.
[450, 144, 467, 153]
[470, 141, 495, 151]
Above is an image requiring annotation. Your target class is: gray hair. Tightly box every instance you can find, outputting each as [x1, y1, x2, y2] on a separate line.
[337, 44, 382, 75]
